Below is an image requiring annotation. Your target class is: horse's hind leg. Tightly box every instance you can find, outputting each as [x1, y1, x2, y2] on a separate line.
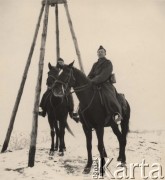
[111, 121, 126, 164]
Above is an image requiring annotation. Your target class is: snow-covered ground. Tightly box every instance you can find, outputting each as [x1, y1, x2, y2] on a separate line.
[0, 119, 165, 180]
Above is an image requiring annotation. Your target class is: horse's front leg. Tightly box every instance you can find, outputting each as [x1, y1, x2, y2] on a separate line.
[49, 127, 55, 156]
[95, 127, 107, 177]
[59, 121, 65, 156]
[54, 121, 59, 151]
[48, 114, 55, 156]
[82, 125, 93, 174]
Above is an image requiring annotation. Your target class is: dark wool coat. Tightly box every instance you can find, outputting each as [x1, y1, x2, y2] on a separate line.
[88, 57, 122, 117]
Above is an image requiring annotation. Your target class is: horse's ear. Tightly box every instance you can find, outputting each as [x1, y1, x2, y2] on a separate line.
[68, 61, 75, 67]
[48, 62, 52, 70]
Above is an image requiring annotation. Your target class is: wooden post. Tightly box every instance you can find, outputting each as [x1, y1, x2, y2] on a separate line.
[28, 1, 49, 167]
[42, 0, 65, 5]
[55, 4, 60, 62]
[1, 5, 45, 153]
[64, 1, 84, 73]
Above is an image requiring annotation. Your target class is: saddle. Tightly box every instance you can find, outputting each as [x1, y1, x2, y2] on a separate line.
[96, 86, 128, 116]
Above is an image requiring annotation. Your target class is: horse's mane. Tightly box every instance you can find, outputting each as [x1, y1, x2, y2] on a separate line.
[48, 69, 59, 76]
[72, 66, 90, 83]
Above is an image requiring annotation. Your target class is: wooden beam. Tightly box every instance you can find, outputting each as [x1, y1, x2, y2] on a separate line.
[28, 2, 50, 167]
[55, 4, 60, 62]
[1, 4, 45, 153]
[64, 2, 84, 73]
[42, 0, 66, 6]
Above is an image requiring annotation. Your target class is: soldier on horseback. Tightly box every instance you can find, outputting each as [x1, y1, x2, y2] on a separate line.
[39, 58, 79, 121]
[88, 45, 123, 125]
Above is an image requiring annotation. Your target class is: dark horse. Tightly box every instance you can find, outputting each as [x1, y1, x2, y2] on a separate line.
[53, 62, 131, 174]
[41, 63, 74, 156]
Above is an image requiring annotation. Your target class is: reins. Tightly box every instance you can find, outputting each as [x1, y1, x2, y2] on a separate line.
[80, 89, 96, 114]
[49, 67, 96, 129]
[69, 84, 89, 95]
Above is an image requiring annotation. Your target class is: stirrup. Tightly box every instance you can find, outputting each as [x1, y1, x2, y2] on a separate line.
[38, 111, 46, 117]
[113, 112, 122, 125]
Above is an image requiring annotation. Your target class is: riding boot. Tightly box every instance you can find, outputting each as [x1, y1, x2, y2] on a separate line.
[38, 109, 46, 117]
[38, 89, 51, 118]
[67, 94, 74, 117]
[72, 112, 80, 123]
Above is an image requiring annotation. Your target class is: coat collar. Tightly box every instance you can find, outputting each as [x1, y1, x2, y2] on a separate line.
[98, 57, 107, 62]
[96, 57, 107, 66]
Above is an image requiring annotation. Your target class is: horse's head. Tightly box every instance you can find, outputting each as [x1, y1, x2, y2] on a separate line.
[53, 61, 76, 97]
[46, 63, 59, 88]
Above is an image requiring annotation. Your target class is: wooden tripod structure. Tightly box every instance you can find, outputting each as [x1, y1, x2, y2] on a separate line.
[1, 0, 84, 167]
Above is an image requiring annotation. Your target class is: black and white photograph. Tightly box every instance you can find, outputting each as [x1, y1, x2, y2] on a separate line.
[0, 0, 165, 179]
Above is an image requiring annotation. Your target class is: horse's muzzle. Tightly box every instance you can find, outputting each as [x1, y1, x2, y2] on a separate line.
[52, 84, 65, 97]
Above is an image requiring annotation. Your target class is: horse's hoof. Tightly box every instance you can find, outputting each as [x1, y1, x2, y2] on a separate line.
[118, 162, 126, 167]
[59, 152, 64, 156]
[49, 151, 54, 156]
[99, 168, 105, 177]
[82, 167, 91, 174]
[117, 157, 122, 161]
[54, 147, 58, 151]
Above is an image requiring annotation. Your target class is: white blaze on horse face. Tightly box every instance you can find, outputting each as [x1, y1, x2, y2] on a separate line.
[58, 69, 63, 75]
[62, 85, 65, 95]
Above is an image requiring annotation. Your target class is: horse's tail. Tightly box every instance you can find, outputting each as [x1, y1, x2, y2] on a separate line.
[66, 122, 75, 137]
[122, 100, 131, 136]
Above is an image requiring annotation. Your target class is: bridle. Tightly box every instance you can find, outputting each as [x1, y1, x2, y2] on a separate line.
[55, 67, 89, 95]
[47, 74, 58, 89]
[43, 72, 64, 112]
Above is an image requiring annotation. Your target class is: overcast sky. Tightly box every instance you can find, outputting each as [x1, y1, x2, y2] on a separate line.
[0, 0, 165, 137]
